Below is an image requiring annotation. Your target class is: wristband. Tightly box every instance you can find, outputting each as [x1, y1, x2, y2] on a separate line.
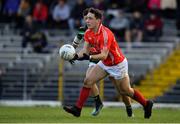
[73, 36, 82, 46]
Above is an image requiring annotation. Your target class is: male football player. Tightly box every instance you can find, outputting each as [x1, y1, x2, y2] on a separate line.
[63, 7, 153, 118]
[68, 8, 134, 117]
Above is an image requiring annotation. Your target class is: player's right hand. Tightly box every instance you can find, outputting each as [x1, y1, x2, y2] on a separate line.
[77, 53, 90, 61]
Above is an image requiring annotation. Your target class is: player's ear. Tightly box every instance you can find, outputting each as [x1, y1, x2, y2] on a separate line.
[97, 19, 101, 22]
[96, 19, 101, 25]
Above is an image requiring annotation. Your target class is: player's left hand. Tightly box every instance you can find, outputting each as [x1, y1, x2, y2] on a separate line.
[69, 54, 79, 65]
[69, 60, 75, 64]
[77, 53, 90, 61]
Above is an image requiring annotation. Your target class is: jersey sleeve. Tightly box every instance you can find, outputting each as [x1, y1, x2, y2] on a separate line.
[72, 26, 87, 48]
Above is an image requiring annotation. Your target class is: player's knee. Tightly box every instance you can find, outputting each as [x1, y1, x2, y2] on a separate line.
[118, 90, 129, 96]
[120, 87, 132, 96]
[84, 77, 94, 87]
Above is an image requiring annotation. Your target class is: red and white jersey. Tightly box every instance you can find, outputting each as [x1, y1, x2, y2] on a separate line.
[84, 24, 125, 66]
[89, 47, 99, 55]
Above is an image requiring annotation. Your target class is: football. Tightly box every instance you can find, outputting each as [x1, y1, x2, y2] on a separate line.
[59, 44, 76, 60]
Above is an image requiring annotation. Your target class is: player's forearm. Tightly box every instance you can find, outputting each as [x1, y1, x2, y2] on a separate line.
[72, 36, 82, 49]
[90, 52, 108, 60]
[77, 48, 88, 58]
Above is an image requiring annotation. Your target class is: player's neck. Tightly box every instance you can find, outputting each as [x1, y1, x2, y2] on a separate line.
[93, 27, 98, 33]
[93, 22, 101, 33]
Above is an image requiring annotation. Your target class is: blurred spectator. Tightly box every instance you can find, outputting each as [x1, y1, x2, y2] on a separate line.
[52, 0, 70, 30]
[46, 0, 57, 28]
[69, 0, 87, 30]
[42, 0, 54, 6]
[0, 0, 5, 23]
[29, 31, 48, 53]
[109, 10, 131, 43]
[18, 0, 31, 18]
[84, 0, 94, 6]
[147, 0, 161, 11]
[16, 0, 31, 28]
[106, 0, 126, 9]
[2, 0, 20, 23]
[126, 0, 148, 13]
[161, 0, 177, 19]
[48, 1, 57, 14]
[21, 15, 36, 50]
[161, 0, 177, 10]
[144, 12, 163, 42]
[32, 0, 48, 29]
[3, 0, 20, 14]
[21, 15, 48, 53]
[92, 0, 106, 10]
[130, 10, 144, 44]
[0, 0, 4, 13]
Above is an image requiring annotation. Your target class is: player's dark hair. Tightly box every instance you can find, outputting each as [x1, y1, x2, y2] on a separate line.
[83, 7, 103, 20]
[89, 7, 103, 19]
[83, 8, 89, 17]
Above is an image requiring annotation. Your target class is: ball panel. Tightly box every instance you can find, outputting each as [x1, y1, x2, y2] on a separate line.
[59, 44, 75, 60]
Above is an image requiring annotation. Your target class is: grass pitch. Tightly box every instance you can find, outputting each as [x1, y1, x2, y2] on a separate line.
[0, 106, 180, 123]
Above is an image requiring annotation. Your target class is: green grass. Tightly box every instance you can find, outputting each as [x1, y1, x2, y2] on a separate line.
[0, 106, 180, 123]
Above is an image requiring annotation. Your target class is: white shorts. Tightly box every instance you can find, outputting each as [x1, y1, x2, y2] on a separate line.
[97, 58, 128, 79]
[88, 62, 97, 68]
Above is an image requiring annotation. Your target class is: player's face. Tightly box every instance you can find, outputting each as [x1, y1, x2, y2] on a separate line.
[83, 15, 88, 24]
[85, 12, 100, 30]
[83, 15, 87, 21]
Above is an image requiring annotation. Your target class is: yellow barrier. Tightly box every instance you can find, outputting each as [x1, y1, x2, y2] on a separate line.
[58, 58, 64, 101]
[99, 79, 104, 100]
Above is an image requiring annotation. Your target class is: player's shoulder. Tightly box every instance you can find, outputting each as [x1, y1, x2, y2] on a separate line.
[84, 28, 92, 36]
[102, 25, 114, 36]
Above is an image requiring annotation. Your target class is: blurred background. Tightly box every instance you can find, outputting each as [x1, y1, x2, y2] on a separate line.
[0, 0, 180, 107]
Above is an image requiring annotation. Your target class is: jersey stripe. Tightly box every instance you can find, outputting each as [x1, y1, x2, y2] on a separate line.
[102, 27, 115, 64]
[102, 27, 108, 47]
[109, 52, 115, 65]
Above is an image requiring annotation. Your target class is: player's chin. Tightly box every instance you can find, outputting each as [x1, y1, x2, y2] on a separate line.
[87, 24, 92, 29]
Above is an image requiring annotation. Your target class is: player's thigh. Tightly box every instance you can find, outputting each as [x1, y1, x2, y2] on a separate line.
[115, 76, 134, 96]
[84, 65, 107, 85]
[108, 76, 115, 84]
[109, 76, 119, 91]
[87, 66, 100, 95]
[86, 66, 94, 77]
[109, 76, 125, 95]
[86, 62, 97, 77]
